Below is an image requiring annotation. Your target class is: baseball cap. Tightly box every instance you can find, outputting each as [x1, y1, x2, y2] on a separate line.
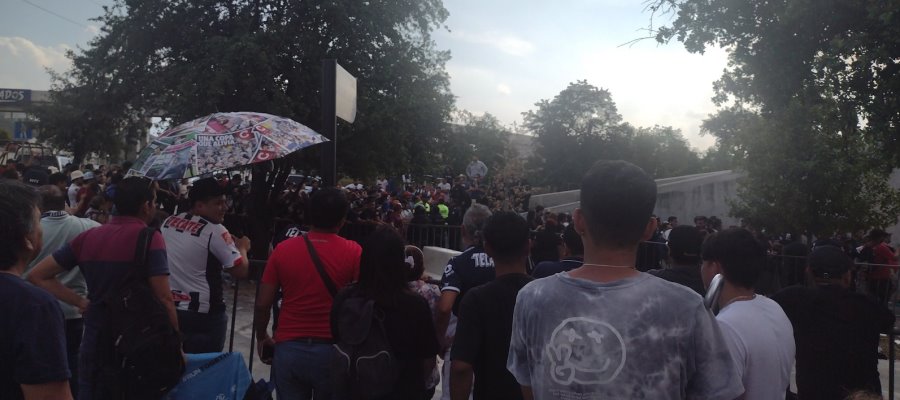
[70, 170, 85, 180]
[189, 177, 227, 205]
[83, 171, 95, 181]
[808, 245, 852, 279]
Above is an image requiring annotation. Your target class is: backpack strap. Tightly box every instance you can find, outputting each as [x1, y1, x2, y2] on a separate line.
[133, 227, 156, 277]
[304, 233, 338, 298]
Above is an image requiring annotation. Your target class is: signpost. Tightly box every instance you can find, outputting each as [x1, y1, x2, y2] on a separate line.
[320, 60, 357, 187]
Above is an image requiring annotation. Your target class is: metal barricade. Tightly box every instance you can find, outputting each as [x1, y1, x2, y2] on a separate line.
[405, 223, 464, 251]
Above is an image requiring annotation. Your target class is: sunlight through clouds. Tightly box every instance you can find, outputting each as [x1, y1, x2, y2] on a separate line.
[0, 37, 71, 89]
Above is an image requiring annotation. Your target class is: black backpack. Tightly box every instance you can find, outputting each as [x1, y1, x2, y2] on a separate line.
[96, 227, 185, 400]
[332, 290, 400, 400]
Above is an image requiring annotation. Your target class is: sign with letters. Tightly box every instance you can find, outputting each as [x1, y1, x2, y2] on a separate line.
[0, 89, 31, 106]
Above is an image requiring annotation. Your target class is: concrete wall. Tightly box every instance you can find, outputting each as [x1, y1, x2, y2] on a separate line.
[654, 170, 743, 227]
[526, 169, 900, 246]
[528, 170, 744, 226]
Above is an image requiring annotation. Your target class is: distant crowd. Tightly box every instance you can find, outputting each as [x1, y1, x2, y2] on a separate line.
[2, 157, 899, 400]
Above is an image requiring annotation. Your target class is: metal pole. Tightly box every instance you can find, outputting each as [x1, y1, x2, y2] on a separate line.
[890, 266, 899, 400]
[248, 259, 266, 375]
[320, 59, 337, 187]
[229, 278, 239, 352]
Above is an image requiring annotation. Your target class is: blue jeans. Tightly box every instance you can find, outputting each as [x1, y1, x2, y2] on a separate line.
[178, 310, 227, 353]
[273, 341, 335, 400]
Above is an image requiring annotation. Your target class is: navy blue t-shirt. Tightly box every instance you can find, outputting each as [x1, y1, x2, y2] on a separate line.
[0, 273, 70, 400]
[441, 245, 495, 315]
[531, 257, 583, 279]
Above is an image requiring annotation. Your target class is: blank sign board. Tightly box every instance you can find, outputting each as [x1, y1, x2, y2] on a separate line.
[335, 63, 357, 123]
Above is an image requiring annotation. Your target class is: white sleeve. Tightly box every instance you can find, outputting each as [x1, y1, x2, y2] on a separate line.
[209, 226, 243, 269]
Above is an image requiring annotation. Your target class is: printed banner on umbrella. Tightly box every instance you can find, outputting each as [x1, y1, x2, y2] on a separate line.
[130, 112, 328, 180]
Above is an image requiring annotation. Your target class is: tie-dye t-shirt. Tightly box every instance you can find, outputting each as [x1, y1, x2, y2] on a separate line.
[507, 272, 743, 399]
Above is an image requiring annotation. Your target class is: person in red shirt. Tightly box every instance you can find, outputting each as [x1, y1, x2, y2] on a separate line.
[254, 188, 361, 399]
[864, 229, 899, 305]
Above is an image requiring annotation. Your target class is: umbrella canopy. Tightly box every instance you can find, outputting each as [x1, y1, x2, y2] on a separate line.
[129, 112, 328, 180]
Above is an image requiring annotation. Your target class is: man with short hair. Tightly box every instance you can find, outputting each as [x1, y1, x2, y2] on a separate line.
[29, 176, 178, 400]
[700, 227, 795, 400]
[649, 225, 705, 295]
[436, 203, 494, 400]
[508, 160, 743, 399]
[532, 224, 584, 279]
[49, 172, 68, 192]
[23, 185, 99, 397]
[254, 188, 362, 399]
[451, 212, 533, 400]
[0, 181, 73, 400]
[772, 245, 895, 400]
[162, 177, 250, 353]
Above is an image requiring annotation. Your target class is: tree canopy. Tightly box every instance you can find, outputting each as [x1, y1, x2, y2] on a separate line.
[651, 0, 900, 234]
[523, 80, 704, 189]
[40, 0, 454, 177]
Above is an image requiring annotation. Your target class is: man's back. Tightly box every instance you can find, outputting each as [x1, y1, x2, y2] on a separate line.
[263, 232, 361, 341]
[24, 212, 99, 319]
[772, 285, 894, 399]
[162, 213, 240, 313]
[453, 273, 532, 399]
[715, 296, 794, 400]
[441, 245, 496, 315]
[0, 274, 69, 400]
[507, 272, 743, 399]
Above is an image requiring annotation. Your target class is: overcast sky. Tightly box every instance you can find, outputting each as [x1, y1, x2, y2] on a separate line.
[0, 0, 728, 150]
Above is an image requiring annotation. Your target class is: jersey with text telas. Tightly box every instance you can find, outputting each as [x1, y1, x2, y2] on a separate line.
[162, 213, 242, 314]
[441, 245, 495, 315]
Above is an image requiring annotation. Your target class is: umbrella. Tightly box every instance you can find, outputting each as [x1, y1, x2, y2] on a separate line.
[128, 112, 328, 180]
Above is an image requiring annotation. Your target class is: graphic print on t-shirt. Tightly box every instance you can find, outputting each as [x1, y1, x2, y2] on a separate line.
[546, 317, 626, 385]
[163, 213, 242, 314]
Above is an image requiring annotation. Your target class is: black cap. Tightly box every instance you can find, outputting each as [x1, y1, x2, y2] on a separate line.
[809, 245, 852, 279]
[189, 177, 226, 205]
[667, 225, 703, 263]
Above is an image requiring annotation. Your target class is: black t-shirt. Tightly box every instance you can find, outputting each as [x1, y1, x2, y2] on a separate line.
[332, 287, 440, 399]
[532, 257, 583, 279]
[440, 246, 496, 315]
[647, 265, 705, 296]
[451, 273, 533, 400]
[771, 284, 895, 400]
[0, 274, 70, 400]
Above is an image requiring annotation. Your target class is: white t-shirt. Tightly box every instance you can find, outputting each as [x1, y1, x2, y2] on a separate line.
[716, 295, 795, 400]
[162, 213, 243, 314]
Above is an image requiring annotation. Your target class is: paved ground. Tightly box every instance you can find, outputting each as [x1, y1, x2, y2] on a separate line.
[226, 282, 900, 399]
[225, 280, 271, 384]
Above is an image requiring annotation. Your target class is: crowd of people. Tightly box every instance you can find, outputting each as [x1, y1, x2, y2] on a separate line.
[2, 157, 899, 400]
